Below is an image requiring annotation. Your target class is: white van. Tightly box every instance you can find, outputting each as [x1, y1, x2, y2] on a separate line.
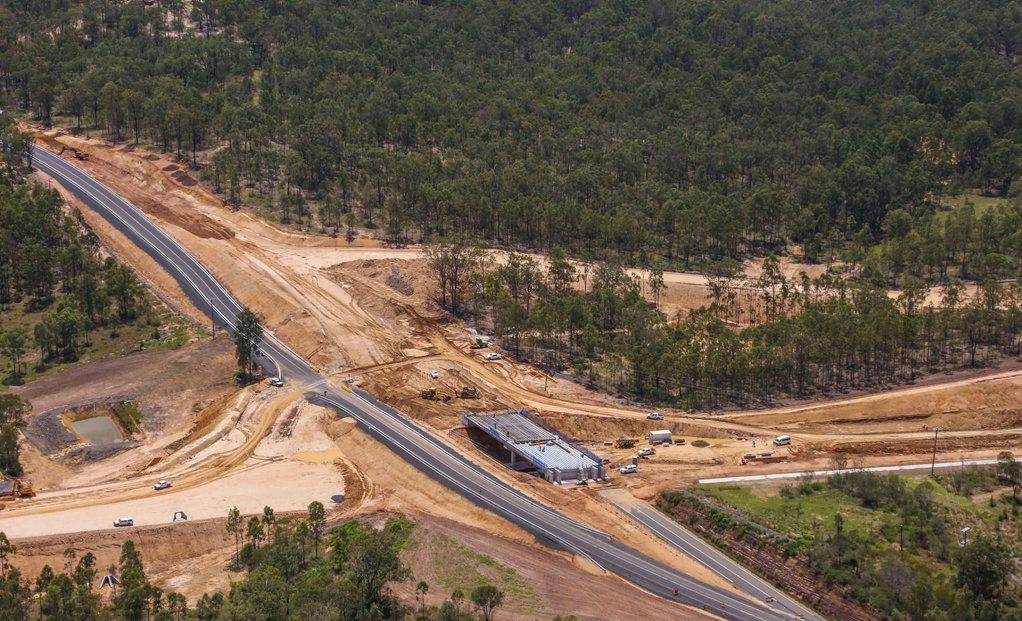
[773, 435, 791, 447]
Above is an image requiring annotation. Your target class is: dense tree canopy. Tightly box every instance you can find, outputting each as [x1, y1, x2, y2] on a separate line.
[3, 0, 1022, 277]
[0, 512, 507, 621]
[0, 114, 152, 385]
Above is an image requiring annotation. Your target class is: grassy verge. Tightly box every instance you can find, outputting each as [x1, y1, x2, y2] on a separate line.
[111, 400, 143, 433]
[675, 467, 1022, 619]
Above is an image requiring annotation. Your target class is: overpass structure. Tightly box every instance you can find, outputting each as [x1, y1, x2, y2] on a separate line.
[464, 410, 605, 483]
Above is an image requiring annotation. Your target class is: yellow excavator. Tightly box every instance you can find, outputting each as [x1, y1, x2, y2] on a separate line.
[0, 478, 34, 500]
[419, 387, 451, 402]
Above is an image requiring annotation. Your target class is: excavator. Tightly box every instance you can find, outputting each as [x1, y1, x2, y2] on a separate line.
[0, 478, 34, 500]
[419, 387, 451, 402]
[57, 146, 89, 160]
[613, 437, 636, 449]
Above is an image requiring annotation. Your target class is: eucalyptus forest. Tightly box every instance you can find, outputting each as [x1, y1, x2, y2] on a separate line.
[3, 0, 1022, 279]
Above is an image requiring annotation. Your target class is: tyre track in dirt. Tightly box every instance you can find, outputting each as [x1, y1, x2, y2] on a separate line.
[334, 270, 1022, 453]
[2, 390, 301, 518]
[37, 130, 1022, 457]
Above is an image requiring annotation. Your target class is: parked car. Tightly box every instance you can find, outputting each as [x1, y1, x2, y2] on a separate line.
[154, 480, 172, 490]
[113, 517, 134, 527]
[773, 435, 792, 447]
[674, 438, 686, 445]
[637, 447, 655, 458]
[619, 464, 638, 474]
[269, 376, 284, 387]
[484, 353, 502, 361]
[646, 411, 663, 420]
[429, 369, 439, 379]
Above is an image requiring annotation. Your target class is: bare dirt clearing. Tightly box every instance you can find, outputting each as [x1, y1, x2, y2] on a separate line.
[3, 392, 348, 538]
[402, 512, 708, 621]
[20, 130, 1022, 618]
[12, 338, 236, 490]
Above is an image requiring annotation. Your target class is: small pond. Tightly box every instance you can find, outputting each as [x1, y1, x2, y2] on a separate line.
[71, 416, 124, 445]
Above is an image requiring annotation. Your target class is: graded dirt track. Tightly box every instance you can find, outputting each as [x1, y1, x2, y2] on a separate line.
[31, 130, 1022, 486]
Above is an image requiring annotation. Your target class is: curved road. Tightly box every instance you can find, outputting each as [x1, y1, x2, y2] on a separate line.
[31, 145, 804, 621]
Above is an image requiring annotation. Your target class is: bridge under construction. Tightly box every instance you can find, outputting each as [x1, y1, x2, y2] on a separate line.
[463, 410, 605, 484]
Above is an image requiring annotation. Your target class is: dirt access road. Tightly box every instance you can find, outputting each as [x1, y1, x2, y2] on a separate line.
[22, 131, 1022, 612]
[32, 128, 1022, 491]
[26, 134, 755, 619]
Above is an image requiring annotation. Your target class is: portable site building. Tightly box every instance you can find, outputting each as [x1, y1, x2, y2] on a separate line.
[649, 429, 672, 444]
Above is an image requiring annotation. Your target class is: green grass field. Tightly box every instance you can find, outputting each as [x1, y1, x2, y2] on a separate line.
[698, 472, 1011, 543]
[412, 529, 542, 616]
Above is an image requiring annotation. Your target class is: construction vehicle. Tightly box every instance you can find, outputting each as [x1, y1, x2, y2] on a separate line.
[0, 478, 34, 499]
[57, 146, 89, 160]
[419, 387, 451, 402]
[457, 385, 480, 399]
[740, 452, 788, 465]
[613, 437, 636, 449]
[470, 338, 490, 349]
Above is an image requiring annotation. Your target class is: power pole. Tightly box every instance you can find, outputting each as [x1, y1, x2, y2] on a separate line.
[930, 427, 942, 476]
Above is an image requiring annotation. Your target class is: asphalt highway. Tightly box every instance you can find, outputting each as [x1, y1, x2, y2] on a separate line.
[609, 498, 824, 621]
[32, 145, 808, 621]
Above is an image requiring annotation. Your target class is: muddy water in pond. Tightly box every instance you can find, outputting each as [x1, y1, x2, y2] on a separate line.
[72, 416, 123, 444]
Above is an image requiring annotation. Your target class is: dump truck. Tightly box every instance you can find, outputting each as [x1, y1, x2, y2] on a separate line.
[457, 385, 480, 399]
[419, 387, 451, 402]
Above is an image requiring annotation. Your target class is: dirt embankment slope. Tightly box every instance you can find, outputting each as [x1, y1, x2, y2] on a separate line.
[12, 338, 236, 490]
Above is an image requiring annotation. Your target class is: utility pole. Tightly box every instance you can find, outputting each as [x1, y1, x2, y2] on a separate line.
[930, 427, 942, 476]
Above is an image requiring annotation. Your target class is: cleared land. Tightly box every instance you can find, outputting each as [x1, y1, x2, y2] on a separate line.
[10, 130, 1022, 618]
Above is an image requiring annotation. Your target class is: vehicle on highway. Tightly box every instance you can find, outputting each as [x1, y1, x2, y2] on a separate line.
[483, 353, 502, 361]
[154, 480, 172, 490]
[638, 447, 655, 457]
[113, 517, 134, 527]
[773, 435, 792, 447]
[429, 369, 439, 379]
[619, 464, 638, 474]
[646, 411, 663, 420]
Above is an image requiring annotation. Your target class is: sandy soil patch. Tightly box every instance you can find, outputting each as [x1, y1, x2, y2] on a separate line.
[0, 459, 343, 539]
